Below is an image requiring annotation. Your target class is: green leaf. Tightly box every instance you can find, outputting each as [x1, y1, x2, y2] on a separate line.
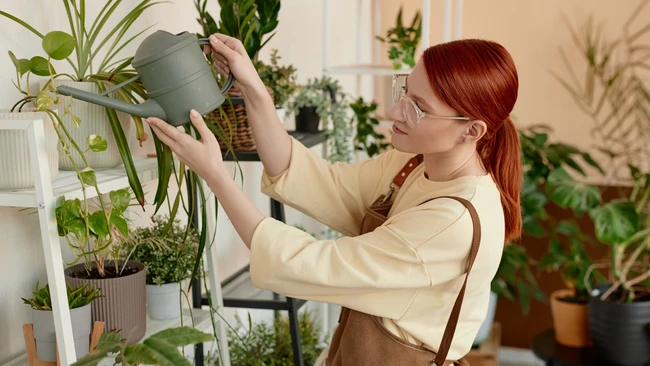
[582, 152, 604, 174]
[557, 220, 580, 236]
[517, 280, 531, 315]
[589, 199, 639, 245]
[147, 326, 214, 347]
[93, 332, 122, 353]
[29, 56, 54, 76]
[546, 167, 601, 214]
[8, 51, 31, 76]
[64, 218, 86, 237]
[36, 90, 54, 111]
[122, 344, 159, 365]
[523, 217, 545, 236]
[88, 211, 109, 237]
[69, 353, 107, 366]
[110, 189, 131, 213]
[110, 213, 128, 237]
[87, 134, 107, 152]
[79, 168, 97, 186]
[140, 338, 193, 366]
[42, 31, 76, 60]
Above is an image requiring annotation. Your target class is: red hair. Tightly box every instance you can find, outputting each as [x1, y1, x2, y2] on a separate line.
[423, 39, 522, 243]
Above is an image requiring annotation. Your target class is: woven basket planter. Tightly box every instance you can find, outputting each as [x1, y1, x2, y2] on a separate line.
[205, 87, 273, 152]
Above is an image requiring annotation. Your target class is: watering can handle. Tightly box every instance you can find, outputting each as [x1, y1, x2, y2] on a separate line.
[199, 38, 235, 95]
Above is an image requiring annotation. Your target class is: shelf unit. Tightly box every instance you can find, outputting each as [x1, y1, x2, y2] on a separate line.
[201, 130, 328, 366]
[0, 118, 230, 366]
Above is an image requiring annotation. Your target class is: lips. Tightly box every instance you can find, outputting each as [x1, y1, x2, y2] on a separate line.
[392, 124, 407, 135]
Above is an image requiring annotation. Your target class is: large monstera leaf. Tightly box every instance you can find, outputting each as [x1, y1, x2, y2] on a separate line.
[588, 199, 639, 245]
[545, 167, 602, 215]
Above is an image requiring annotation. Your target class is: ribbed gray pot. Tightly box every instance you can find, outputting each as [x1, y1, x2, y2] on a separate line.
[65, 261, 147, 345]
[31, 303, 92, 362]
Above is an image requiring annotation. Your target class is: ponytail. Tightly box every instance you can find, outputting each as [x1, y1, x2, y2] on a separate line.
[478, 117, 522, 243]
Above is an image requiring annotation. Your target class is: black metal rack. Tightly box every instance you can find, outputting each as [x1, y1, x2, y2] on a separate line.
[195, 130, 327, 366]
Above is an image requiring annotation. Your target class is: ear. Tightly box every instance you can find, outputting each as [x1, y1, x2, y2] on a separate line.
[461, 120, 487, 143]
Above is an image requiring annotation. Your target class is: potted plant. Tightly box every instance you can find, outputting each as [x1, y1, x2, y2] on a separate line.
[1, 0, 165, 209]
[22, 281, 101, 362]
[375, 6, 422, 70]
[195, 0, 281, 152]
[71, 326, 213, 366]
[256, 49, 299, 124]
[211, 310, 327, 366]
[0, 103, 58, 190]
[518, 124, 606, 347]
[57, 188, 150, 345]
[349, 97, 389, 159]
[124, 216, 199, 320]
[538, 219, 605, 347]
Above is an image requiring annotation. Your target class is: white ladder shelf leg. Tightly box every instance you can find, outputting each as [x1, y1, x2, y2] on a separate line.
[27, 118, 77, 365]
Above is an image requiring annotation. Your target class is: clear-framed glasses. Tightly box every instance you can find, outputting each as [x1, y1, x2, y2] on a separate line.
[392, 74, 470, 127]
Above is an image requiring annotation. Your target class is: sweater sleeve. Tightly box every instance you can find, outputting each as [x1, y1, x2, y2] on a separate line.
[249, 200, 472, 319]
[260, 137, 396, 236]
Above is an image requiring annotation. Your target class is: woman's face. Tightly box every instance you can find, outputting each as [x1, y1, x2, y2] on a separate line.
[386, 60, 476, 155]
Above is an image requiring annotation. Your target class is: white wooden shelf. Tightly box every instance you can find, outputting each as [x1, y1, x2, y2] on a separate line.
[324, 64, 412, 76]
[2, 308, 216, 366]
[0, 158, 159, 208]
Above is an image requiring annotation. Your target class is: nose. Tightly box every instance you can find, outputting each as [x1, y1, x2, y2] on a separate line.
[386, 102, 405, 124]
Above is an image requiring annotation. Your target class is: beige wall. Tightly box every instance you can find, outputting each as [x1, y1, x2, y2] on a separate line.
[378, 0, 650, 183]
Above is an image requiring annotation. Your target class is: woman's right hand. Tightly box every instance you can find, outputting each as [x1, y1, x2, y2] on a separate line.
[204, 34, 266, 94]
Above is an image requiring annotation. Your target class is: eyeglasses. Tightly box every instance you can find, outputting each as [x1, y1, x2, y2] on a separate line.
[392, 74, 470, 128]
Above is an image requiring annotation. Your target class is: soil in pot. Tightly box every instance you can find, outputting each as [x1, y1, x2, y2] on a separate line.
[550, 289, 591, 347]
[65, 261, 146, 345]
[31, 303, 92, 362]
[589, 284, 650, 366]
[295, 106, 321, 133]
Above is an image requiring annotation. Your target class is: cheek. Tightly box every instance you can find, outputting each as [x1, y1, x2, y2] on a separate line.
[396, 123, 459, 153]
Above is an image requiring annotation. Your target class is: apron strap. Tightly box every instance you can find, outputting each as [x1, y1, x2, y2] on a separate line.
[393, 154, 424, 187]
[419, 196, 481, 365]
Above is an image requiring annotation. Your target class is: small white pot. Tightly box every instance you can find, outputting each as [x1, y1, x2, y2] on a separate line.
[41, 80, 132, 170]
[473, 291, 498, 346]
[146, 282, 182, 320]
[31, 303, 92, 362]
[0, 108, 59, 189]
[276, 107, 286, 124]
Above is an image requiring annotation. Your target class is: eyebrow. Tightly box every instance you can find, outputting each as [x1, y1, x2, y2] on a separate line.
[405, 74, 435, 112]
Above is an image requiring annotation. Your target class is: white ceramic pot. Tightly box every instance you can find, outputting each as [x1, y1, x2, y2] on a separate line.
[41, 80, 132, 170]
[0, 108, 59, 189]
[276, 107, 286, 124]
[31, 303, 92, 362]
[473, 291, 498, 346]
[146, 282, 182, 320]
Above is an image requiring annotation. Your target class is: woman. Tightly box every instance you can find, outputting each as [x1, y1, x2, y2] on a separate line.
[145, 34, 522, 365]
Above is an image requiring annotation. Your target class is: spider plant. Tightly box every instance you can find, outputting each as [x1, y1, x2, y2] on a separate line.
[0, 0, 173, 211]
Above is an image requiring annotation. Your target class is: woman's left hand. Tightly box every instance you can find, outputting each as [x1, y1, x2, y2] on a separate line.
[145, 110, 224, 181]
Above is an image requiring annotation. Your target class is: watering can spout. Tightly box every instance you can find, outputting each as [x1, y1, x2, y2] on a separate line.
[57, 85, 167, 120]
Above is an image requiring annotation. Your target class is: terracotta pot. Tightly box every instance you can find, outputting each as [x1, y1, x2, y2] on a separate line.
[550, 289, 591, 347]
[65, 261, 146, 345]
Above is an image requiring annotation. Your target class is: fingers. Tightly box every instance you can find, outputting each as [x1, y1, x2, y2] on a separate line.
[211, 33, 246, 56]
[145, 118, 179, 150]
[209, 34, 241, 61]
[189, 109, 214, 143]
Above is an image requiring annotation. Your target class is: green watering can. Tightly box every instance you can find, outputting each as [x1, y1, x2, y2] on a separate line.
[57, 30, 234, 127]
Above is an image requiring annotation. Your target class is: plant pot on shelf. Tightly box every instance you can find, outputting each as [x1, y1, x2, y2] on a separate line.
[588, 284, 650, 366]
[0, 108, 59, 189]
[205, 86, 273, 152]
[65, 260, 146, 345]
[550, 289, 591, 347]
[41, 80, 132, 170]
[276, 107, 287, 125]
[31, 303, 92, 362]
[473, 291, 498, 346]
[295, 106, 320, 133]
[146, 282, 182, 320]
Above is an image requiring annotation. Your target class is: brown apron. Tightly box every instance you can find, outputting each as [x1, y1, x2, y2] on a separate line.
[326, 155, 481, 366]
